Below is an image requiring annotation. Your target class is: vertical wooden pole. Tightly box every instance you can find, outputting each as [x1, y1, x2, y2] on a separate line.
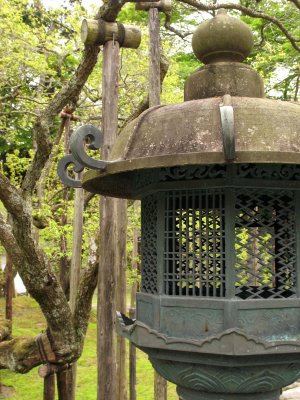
[130, 200, 140, 308]
[68, 172, 84, 400]
[129, 308, 136, 400]
[155, 375, 168, 399]
[44, 374, 55, 400]
[60, 117, 72, 296]
[5, 215, 13, 322]
[57, 368, 69, 400]
[149, 8, 161, 108]
[129, 200, 139, 400]
[116, 198, 128, 400]
[149, 6, 168, 399]
[97, 39, 120, 400]
[5, 253, 13, 322]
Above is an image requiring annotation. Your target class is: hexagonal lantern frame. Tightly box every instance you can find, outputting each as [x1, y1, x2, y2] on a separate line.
[59, 10, 300, 400]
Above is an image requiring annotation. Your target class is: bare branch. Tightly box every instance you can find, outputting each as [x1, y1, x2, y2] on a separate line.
[288, 0, 300, 10]
[95, 0, 127, 22]
[177, 1, 300, 52]
[0, 334, 55, 373]
[21, 45, 100, 198]
[164, 12, 193, 39]
[0, 179, 76, 361]
[0, 111, 39, 117]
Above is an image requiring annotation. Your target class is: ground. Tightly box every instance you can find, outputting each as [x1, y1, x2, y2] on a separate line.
[0, 296, 178, 399]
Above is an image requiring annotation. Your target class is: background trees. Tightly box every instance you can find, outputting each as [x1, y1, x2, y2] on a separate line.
[0, 0, 299, 398]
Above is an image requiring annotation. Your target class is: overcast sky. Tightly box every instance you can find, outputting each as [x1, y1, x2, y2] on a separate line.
[42, 0, 98, 11]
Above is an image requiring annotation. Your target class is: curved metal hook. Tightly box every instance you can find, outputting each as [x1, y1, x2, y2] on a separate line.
[70, 124, 107, 170]
[57, 154, 84, 188]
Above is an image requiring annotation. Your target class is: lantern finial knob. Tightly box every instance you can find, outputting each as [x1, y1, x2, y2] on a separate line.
[192, 10, 254, 64]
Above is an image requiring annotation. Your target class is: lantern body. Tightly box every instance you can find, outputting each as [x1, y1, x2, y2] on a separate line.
[121, 164, 300, 400]
[65, 11, 300, 400]
[80, 99, 300, 400]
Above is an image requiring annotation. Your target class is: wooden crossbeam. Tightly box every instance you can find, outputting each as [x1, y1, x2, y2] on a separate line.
[81, 19, 141, 48]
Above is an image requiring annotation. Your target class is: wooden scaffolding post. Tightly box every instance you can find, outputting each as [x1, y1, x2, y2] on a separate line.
[136, 1, 172, 397]
[136, 0, 172, 107]
[129, 199, 140, 400]
[81, 18, 141, 400]
[68, 171, 84, 400]
[98, 38, 120, 400]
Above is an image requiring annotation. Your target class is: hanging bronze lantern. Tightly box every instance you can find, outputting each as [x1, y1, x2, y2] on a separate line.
[59, 10, 300, 400]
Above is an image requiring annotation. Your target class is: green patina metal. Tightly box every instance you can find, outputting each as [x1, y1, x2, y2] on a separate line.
[59, 9, 300, 400]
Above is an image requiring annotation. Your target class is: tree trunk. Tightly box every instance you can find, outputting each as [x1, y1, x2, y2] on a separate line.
[0, 319, 11, 342]
[116, 199, 128, 400]
[97, 39, 120, 400]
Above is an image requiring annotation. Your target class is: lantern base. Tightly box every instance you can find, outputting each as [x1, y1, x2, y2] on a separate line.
[177, 387, 281, 400]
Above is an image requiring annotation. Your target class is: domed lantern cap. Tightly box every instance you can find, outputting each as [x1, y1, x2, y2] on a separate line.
[80, 10, 300, 199]
[192, 9, 254, 63]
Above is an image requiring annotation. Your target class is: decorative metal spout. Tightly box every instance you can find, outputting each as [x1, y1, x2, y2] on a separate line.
[57, 124, 108, 188]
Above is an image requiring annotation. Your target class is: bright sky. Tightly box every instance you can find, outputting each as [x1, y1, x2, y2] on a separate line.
[42, 0, 99, 11]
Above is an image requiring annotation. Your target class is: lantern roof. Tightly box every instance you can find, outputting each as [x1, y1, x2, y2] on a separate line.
[82, 10, 300, 198]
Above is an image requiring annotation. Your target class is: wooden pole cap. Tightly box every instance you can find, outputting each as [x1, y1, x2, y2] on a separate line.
[135, 0, 172, 12]
[81, 19, 141, 49]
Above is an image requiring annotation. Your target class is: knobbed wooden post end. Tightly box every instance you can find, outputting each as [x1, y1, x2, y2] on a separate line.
[135, 0, 172, 12]
[38, 364, 58, 378]
[81, 19, 141, 49]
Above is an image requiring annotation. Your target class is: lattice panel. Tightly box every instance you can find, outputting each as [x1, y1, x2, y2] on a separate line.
[141, 195, 158, 294]
[235, 189, 296, 299]
[164, 189, 226, 297]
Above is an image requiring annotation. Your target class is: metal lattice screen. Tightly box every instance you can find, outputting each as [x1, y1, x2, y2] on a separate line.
[235, 189, 296, 299]
[164, 189, 226, 297]
[141, 194, 158, 294]
[141, 168, 298, 299]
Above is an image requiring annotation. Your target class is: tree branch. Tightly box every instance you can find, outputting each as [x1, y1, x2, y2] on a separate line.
[0, 181, 76, 362]
[0, 334, 56, 373]
[95, 0, 127, 22]
[0, 320, 11, 342]
[164, 12, 193, 39]
[288, 0, 300, 10]
[177, 1, 300, 52]
[21, 44, 101, 198]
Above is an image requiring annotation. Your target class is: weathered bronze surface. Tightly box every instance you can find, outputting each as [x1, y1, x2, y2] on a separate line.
[82, 97, 300, 197]
[58, 8, 300, 400]
[192, 9, 253, 64]
[184, 62, 264, 100]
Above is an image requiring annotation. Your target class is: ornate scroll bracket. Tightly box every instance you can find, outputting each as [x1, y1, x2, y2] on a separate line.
[220, 94, 236, 161]
[57, 154, 84, 188]
[57, 124, 107, 188]
[70, 124, 107, 170]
